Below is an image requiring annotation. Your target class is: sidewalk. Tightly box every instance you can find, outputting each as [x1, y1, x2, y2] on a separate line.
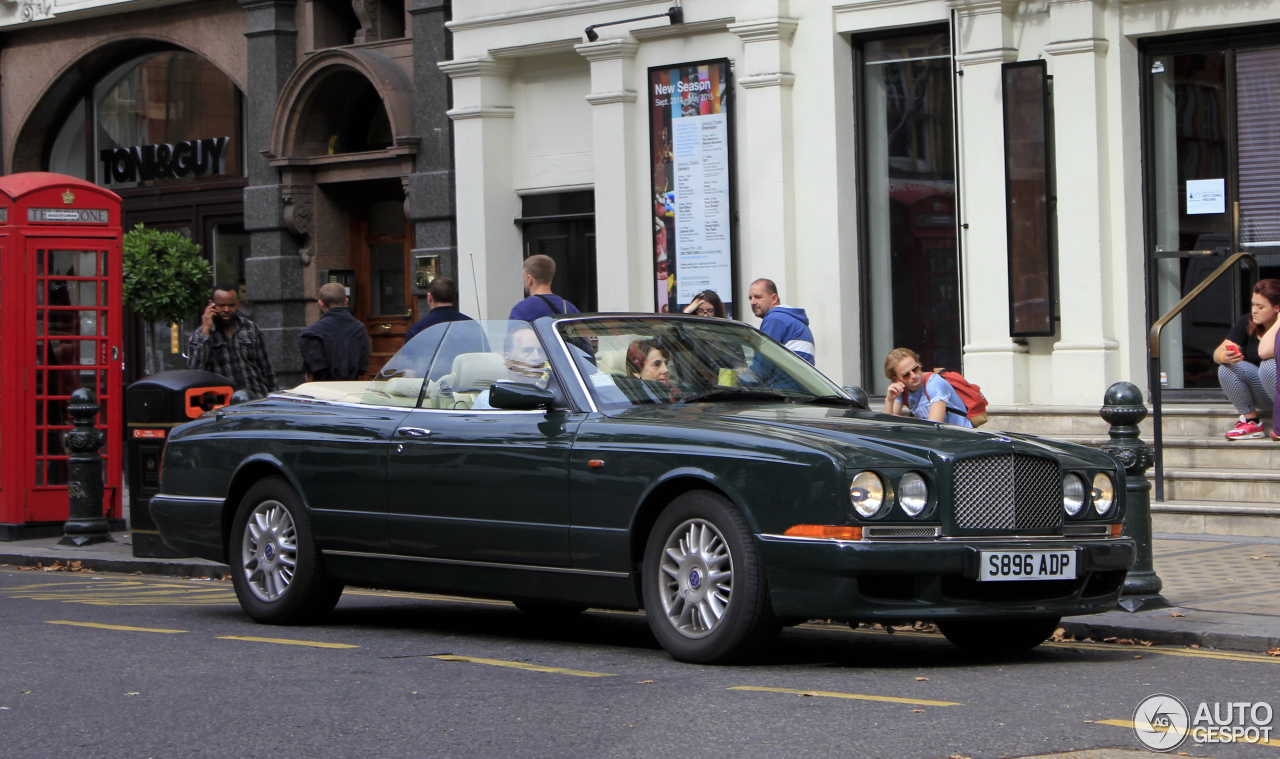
[2, 531, 1278, 654]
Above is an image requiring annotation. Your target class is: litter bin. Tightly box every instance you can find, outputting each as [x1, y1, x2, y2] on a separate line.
[126, 370, 233, 557]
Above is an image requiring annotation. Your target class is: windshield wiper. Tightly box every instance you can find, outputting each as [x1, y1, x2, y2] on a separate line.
[796, 395, 867, 409]
[677, 389, 790, 404]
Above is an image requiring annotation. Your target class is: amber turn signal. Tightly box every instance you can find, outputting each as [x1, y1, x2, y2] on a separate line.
[784, 524, 863, 540]
[1110, 523, 1123, 537]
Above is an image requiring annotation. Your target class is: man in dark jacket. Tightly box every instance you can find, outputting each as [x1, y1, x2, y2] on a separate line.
[405, 276, 472, 342]
[298, 282, 371, 382]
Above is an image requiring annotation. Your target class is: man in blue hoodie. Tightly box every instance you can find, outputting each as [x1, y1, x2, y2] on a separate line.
[749, 278, 815, 365]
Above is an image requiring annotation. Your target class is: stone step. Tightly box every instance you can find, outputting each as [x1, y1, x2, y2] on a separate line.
[1156, 467, 1280, 505]
[1033, 433, 1280, 470]
[986, 404, 1243, 438]
[1151, 500, 1280, 538]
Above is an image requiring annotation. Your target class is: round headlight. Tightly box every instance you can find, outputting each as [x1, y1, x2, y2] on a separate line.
[849, 472, 886, 518]
[899, 472, 929, 517]
[1091, 472, 1115, 516]
[1062, 473, 1085, 517]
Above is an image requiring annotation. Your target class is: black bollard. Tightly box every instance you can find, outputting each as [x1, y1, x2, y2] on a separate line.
[1098, 381, 1167, 612]
[58, 388, 117, 547]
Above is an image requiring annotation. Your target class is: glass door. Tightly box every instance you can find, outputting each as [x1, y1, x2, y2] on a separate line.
[1145, 38, 1280, 392]
[860, 30, 961, 393]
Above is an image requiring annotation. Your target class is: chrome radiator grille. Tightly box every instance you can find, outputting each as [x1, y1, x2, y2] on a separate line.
[953, 454, 1061, 530]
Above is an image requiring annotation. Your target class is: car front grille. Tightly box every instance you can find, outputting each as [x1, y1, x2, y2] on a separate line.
[953, 454, 1061, 531]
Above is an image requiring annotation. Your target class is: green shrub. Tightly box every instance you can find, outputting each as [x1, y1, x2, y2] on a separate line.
[122, 223, 211, 326]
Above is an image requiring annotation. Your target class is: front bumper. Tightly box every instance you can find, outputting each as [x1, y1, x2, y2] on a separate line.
[757, 534, 1136, 622]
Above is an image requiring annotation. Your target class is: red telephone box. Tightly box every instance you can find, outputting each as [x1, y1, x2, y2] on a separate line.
[0, 173, 123, 540]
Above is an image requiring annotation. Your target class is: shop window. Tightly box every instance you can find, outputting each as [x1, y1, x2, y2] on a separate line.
[93, 51, 243, 189]
[49, 100, 89, 180]
[859, 30, 960, 394]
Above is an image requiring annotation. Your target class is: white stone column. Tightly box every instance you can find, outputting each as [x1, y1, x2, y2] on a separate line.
[576, 38, 644, 311]
[728, 18, 799, 311]
[949, 0, 1027, 404]
[1046, 0, 1119, 403]
[439, 56, 520, 319]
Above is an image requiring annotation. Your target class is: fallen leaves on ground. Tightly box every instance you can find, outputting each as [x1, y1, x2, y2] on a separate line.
[915, 677, 930, 681]
[1265, 648, 1280, 657]
[1170, 611, 1186, 617]
[17, 561, 87, 572]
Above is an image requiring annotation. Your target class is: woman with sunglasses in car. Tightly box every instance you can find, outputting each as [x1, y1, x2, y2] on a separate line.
[882, 347, 973, 428]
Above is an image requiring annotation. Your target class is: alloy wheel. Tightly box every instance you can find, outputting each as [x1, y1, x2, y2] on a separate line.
[241, 499, 298, 602]
[656, 518, 734, 638]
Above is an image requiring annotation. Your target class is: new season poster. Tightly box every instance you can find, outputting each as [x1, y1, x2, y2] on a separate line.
[648, 59, 735, 315]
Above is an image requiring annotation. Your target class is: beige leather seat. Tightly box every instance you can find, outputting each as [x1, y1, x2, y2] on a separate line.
[430, 352, 507, 409]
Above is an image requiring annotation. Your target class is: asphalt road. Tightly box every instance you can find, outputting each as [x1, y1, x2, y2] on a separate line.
[1, 567, 1274, 759]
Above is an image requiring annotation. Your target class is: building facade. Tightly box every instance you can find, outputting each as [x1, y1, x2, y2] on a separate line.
[443, 0, 1280, 405]
[1, 0, 456, 387]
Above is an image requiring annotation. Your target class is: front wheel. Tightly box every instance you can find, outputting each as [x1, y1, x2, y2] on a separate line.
[641, 491, 779, 664]
[229, 477, 344, 625]
[937, 616, 1061, 655]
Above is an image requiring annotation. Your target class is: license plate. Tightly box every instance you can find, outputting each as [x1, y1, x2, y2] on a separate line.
[978, 550, 1077, 581]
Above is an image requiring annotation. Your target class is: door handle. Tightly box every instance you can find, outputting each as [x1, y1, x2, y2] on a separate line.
[394, 427, 431, 439]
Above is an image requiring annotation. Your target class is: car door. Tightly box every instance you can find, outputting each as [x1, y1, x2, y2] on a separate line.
[385, 321, 582, 567]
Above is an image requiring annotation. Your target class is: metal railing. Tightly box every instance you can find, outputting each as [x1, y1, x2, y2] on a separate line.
[1147, 250, 1258, 501]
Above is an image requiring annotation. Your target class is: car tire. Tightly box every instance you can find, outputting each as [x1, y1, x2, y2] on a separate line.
[229, 477, 344, 625]
[937, 616, 1061, 655]
[513, 601, 589, 616]
[641, 490, 780, 664]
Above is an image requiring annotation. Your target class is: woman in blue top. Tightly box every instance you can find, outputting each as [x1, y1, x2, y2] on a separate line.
[881, 347, 974, 428]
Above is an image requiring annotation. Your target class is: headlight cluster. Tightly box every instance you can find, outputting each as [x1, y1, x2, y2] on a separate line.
[1062, 472, 1115, 517]
[848, 471, 930, 519]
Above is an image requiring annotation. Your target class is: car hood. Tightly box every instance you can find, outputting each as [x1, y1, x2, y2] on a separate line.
[607, 402, 1112, 469]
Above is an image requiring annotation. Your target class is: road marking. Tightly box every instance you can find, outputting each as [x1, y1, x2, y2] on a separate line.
[46, 620, 187, 634]
[728, 685, 961, 706]
[217, 636, 358, 649]
[429, 654, 615, 677]
[1051, 639, 1279, 664]
[837, 625, 1280, 665]
[1095, 719, 1280, 748]
[3, 579, 235, 606]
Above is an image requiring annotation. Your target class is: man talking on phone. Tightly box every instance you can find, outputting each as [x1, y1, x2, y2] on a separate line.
[187, 284, 278, 399]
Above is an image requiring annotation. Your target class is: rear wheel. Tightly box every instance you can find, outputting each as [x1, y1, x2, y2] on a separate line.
[937, 616, 1061, 654]
[641, 491, 779, 664]
[229, 477, 343, 624]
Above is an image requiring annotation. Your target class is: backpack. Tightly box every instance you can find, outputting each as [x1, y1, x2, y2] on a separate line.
[924, 369, 989, 427]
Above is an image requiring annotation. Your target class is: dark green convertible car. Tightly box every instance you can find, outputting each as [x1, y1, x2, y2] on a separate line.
[152, 314, 1134, 663]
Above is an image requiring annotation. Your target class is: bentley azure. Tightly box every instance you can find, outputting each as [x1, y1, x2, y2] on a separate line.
[152, 314, 1135, 663]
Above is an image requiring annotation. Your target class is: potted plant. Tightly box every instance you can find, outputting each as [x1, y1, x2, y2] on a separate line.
[122, 224, 211, 374]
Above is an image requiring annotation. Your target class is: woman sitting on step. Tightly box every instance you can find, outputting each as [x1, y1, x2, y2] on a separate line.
[1215, 278, 1280, 440]
[1257, 295, 1280, 442]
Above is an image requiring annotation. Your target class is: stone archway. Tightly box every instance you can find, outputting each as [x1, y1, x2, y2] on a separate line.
[266, 48, 417, 263]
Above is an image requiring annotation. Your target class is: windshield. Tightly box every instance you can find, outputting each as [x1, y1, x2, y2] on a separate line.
[557, 316, 845, 411]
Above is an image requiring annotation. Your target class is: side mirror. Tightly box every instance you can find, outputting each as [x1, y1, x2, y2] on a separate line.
[841, 385, 870, 409]
[489, 381, 555, 410]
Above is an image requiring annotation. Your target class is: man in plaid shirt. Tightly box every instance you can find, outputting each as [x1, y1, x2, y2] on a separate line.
[187, 285, 278, 398]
